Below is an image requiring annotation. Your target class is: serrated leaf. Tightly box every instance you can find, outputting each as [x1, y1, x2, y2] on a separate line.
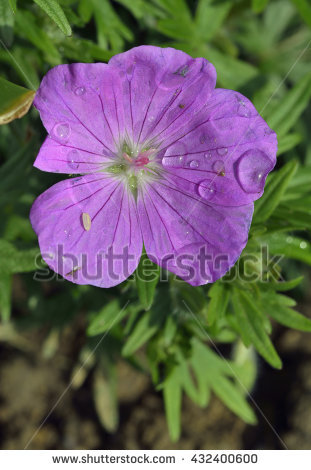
[33, 0, 72, 36]
[0, 77, 35, 125]
[232, 289, 282, 369]
[254, 159, 298, 222]
[135, 250, 160, 310]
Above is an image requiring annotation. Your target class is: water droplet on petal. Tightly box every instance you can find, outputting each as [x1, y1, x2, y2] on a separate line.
[213, 160, 225, 174]
[74, 86, 85, 96]
[236, 149, 273, 193]
[53, 122, 70, 142]
[197, 179, 217, 201]
[204, 152, 212, 160]
[217, 147, 228, 156]
[189, 160, 199, 168]
[67, 149, 80, 170]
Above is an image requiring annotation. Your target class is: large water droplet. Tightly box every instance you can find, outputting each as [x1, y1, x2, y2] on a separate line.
[236, 149, 273, 193]
[67, 150, 80, 170]
[197, 179, 217, 201]
[53, 122, 70, 142]
[217, 147, 228, 156]
[162, 142, 187, 168]
[213, 160, 225, 174]
[189, 160, 199, 169]
[74, 86, 85, 96]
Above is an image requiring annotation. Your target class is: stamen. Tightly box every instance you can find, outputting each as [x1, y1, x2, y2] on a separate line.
[122, 152, 133, 163]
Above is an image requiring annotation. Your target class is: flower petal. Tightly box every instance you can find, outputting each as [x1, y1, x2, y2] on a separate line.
[109, 45, 216, 144]
[138, 180, 253, 285]
[34, 63, 126, 172]
[161, 88, 277, 204]
[30, 175, 142, 287]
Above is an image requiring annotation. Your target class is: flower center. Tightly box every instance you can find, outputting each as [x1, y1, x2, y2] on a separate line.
[122, 148, 154, 168]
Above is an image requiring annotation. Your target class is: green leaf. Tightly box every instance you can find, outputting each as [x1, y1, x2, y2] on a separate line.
[252, 0, 270, 13]
[190, 339, 256, 423]
[254, 159, 298, 222]
[261, 233, 311, 265]
[267, 72, 311, 136]
[32, 0, 72, 36]
[206, 282, 229, 326]
[15, 9, 61, 65]
[291, 0, 311, 29]
[232, 289, 282, 369]
[265, 297, 311, 332]
[0, 272, 12, 322]
[163, 367, 182, 442]
[135, 250, 160, 310]
[0, 239, 39, 274]
[270, 276, 304, 291]
[87, 299, 127, 336]
[9, 0, 17, 14]
[210, 374, 256, 424]
[93, 363, 118, 433]
[277, 133, 302, 156]
[122, 311, 160, 356]
[0, 77, 35, 125]
[195, 0, 232, 42]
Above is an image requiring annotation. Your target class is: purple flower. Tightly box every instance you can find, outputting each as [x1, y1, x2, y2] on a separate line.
[30, 46, 277, 287]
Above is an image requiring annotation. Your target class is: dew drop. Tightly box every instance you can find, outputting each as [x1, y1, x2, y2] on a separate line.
[53, 122, 70, 142]
[204, 152, 212, 160]
[189, 160, 199, 169]
[236, 149, 273, 193]
[67, 149, 80, 170]
[217, 147, 228, 156]
[74, 86, 85, 96]
[300, 241, 307, 249]
[213, 160, 225, 174]
[197, 179, 217, 201]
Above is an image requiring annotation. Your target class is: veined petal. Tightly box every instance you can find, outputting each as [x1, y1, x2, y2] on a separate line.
[30, 175, 142, 287]
[138, 180, 253, 285]
[34, 63, 126, 171]
[161, 88, 277, 204]
[34, 137, 114, 174]
[109, 46, 216, 144]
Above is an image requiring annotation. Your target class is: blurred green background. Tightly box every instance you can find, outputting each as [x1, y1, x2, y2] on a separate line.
[1, 0, 311, 450]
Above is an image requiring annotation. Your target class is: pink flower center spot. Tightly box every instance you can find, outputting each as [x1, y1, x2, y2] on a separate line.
[122, 148, 155, 168]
